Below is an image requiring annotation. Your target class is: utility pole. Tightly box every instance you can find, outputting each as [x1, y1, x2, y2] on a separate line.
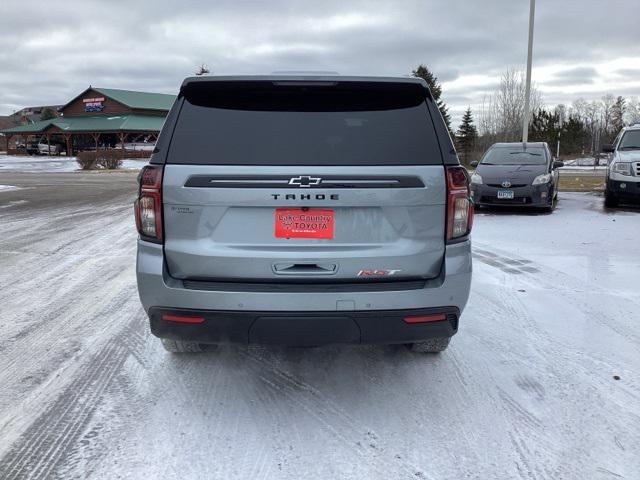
[556, 109, 563, 158]
[522, 0, 536, 143]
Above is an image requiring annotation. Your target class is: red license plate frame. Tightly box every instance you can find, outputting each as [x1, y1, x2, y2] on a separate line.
[274, 208, 334, 239]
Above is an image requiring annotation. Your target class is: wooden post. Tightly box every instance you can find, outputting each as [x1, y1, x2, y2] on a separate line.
[64, 134, 72, 157]
[119, 132, 126, 159]
[92, 133, 100, 152]
[46, 134, 51, 156]
[5, 134, 11, 153]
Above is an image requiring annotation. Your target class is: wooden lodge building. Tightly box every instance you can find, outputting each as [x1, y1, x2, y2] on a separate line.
[1, 86, 176, 157]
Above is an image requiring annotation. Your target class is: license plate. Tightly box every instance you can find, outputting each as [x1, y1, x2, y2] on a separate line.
[497, 189, 514, 199]
[274, 208, 334, 239]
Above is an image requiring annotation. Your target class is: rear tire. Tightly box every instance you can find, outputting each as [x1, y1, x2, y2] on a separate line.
[604, 191, 619, 208]
[407, 337, 451, 353]
[161, 338, 208, 353]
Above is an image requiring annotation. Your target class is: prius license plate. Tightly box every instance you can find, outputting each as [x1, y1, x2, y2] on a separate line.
[274, 208, 334, 239]
[497, 189, 514, 200]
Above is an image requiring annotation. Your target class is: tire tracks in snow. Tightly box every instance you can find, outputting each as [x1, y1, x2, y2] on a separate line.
[0, 319, 142, 480]
[240, 349, 435, 480]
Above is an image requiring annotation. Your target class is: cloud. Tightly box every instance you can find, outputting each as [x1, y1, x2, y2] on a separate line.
[0, 0, 639, 128]
[543, 67, 599, 86]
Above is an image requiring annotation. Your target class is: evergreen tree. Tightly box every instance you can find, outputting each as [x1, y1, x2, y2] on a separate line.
[40, 107, 57, 120]
[412, 65, 452, 134]
[610, 96, 626, 134]
[560, 116, 588, 156]
[528, 109, 587, 156]
[528, 109, 559, 144]
[455, 107, 478, 165]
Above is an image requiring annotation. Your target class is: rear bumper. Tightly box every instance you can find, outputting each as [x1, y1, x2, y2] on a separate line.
[471, 184, 552, 207]
[136, 238, 472, 344]
[150, 307, 459, 345]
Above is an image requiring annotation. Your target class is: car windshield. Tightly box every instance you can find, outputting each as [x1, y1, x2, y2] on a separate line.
[619, 130, 640, 150]
[481, 146, 547, 165]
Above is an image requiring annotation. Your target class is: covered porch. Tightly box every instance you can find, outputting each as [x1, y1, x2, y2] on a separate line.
[1, 114, 164, 158]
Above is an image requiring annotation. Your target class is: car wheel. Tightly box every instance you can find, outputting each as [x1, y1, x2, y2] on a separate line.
[543, 194, 557, 213]
[604, 191, 619, 208]
[161, 338, 209, 353]
[407, 337, 451, 353]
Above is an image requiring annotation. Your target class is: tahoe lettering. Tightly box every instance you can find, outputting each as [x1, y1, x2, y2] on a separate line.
[271, 193, 340, 200]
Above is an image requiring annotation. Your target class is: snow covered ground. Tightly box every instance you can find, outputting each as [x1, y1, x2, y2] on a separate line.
[0, 154, 147, 172]
[0, 174, 638, 480]
[561, 157, 607, 167]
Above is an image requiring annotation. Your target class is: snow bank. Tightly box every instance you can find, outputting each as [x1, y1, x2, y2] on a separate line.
[0, 154, 147, 173]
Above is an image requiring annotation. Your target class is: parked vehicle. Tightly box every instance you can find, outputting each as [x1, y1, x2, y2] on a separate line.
[602, 124, 640, 207]
[16, 141, 39, 155]
[115, 142, 156, 152]
[37, 143, 62, 155]
[135, 75, 473, 354]
[470, 142, 563, 212]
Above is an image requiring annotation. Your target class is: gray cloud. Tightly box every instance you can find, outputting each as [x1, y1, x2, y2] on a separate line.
[1, 0, 639, 128]
[543, 67, 599, 86]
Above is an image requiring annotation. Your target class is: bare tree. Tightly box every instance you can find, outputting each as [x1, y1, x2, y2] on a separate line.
[478, 68, 543, 142]
[600, 94, 616, 139]
[195, 64, 210, 76]
[624, 97, 640, 125]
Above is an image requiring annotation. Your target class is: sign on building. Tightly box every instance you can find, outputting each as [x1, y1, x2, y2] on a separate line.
[83, 97, 105, 113]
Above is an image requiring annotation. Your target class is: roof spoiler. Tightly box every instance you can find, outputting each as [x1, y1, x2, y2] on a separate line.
[179, 75, 431, 98]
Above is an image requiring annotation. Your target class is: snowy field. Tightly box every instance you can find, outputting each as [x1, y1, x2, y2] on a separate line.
[0, 154, 147, 172]
[0, 173, 638, 480]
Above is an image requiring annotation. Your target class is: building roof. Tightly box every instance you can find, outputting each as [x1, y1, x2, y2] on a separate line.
[0, 116, 17, 131]
[0, 114, 166, 134]
[61, 87, 176, 112]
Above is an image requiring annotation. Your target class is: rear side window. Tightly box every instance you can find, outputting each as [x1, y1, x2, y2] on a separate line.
[167, 81, 443, 166]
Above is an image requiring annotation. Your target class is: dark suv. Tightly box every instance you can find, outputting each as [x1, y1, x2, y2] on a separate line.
[135, 75, 473, 354]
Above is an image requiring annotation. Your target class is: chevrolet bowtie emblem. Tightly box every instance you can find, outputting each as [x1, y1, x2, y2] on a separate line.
[289, 176, 322, 187]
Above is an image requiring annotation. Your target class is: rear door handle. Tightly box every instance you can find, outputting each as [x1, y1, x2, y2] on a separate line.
[272, 263, 337, 275]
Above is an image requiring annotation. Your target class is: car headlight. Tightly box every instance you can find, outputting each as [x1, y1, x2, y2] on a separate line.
[532, 173, 552, 185]
[612, 162, 631, 176]
[470, 172, 483, 185]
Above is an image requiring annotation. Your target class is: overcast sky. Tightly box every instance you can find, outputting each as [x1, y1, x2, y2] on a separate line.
[1, 0, 639, 126]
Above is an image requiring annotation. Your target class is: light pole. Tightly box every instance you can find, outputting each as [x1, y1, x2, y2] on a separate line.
[556, 109, 564, 158]
[522, 0, 536, 143]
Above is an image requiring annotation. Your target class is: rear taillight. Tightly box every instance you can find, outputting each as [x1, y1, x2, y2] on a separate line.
[161, 313, 205, 324]
[135, 165, 163, 242]
[446, 166, 473, 241]
[403, 313, 447, 324]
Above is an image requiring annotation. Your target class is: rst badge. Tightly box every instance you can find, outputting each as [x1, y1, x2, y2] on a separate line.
[357, 269, 403, 277]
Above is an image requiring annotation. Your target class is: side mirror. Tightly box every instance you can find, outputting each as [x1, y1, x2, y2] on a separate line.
[552, 160, 564, 169]
[470, 161, 479, 168]
[602, 144, 615, 153]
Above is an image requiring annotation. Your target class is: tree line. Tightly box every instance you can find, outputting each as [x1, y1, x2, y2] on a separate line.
[412, 65, 640, 165]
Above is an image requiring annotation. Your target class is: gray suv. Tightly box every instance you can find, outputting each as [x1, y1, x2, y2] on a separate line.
[135, 75, 473, 354]
[602, 124, 640, 207]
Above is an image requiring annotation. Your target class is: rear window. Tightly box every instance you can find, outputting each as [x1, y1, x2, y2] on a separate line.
[167, 81, 442, 166]
[481, 146, 547, 166]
